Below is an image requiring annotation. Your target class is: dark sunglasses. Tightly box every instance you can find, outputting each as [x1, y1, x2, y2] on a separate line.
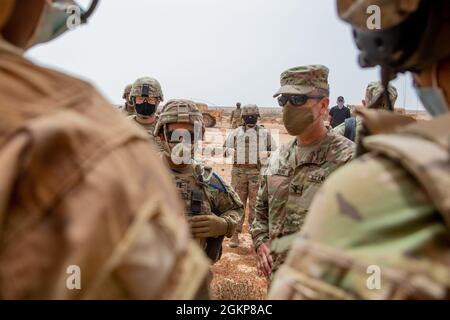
[277, 94, 324, 107]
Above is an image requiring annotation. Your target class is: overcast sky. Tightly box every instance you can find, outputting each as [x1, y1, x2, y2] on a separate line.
[27, 0, 423, 110]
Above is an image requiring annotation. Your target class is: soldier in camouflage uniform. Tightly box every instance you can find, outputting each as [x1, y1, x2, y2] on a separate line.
[155, 99, 244, 263]
[270, 0, 450, 300]
[224, 104, 277, 248]
[250, 65, 355, 279]
[333, 82, 398, 142]
[118, 84, 134, 116]
[0, 0, 209, 299]
[230, 102, 242, 129]
[128, 77, 165, 153]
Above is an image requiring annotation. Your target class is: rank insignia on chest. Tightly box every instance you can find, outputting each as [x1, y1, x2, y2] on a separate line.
[275, 168, 292, 177]
[307, 173, 326, 183]
[290, 184, 303, 195]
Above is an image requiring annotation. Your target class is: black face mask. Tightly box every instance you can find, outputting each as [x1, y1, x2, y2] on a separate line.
[243, 115, 257, 125]
[135, 102, 157, 116]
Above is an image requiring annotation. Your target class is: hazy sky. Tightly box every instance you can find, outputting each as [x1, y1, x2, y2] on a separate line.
[27, 0, 423, 110]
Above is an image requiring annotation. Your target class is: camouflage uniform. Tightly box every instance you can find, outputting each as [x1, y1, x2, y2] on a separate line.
[224, 104, 277, 246]
[251, 66, 355, 273]
[333, 82, 398, 142]
[128, 77, 165, 153]
[118, 84, 134, 116]
[230, 105, 242, 129]
[269, 0, 450, 300]
[155, 100, 244, 262]
[0, 2, 209, 300]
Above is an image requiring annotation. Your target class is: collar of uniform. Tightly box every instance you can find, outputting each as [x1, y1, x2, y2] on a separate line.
[285, 130, 333, 167]
[0, 36, 24, 56]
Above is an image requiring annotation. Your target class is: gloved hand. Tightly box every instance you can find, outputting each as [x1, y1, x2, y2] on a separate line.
[189, 215, 228, 238]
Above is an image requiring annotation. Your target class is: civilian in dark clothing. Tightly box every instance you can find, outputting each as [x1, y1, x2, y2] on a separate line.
[329, 96, 351, 128]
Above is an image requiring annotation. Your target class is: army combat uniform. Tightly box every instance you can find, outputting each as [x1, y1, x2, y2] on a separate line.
[269, 0, 450, 300]
[251, 65, 355, 274]
[171, 163, 244, 262]
[230, 107, 242, 129]
[224, 104, 277, 241]
[127, 78, 166, 153]
[155, 99, 244, 262]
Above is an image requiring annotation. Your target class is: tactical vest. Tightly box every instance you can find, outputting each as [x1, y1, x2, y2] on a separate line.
[172, 163, 227, 262]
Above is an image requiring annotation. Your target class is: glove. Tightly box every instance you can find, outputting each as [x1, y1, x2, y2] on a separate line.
[189, 215, 228, 238]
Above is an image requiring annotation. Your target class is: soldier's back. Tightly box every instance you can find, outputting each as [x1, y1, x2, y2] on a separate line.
[0, 47, 209, 299]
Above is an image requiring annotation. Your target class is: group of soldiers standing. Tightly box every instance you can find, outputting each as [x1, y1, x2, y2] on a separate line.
[0, 0, 449, 300]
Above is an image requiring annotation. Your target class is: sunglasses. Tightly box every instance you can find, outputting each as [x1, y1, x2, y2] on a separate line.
[278, 95, 324, 107]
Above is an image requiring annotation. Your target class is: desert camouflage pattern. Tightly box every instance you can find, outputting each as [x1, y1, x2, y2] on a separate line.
[0, 38, 209, 299]
[230, 108, 242, 129]
[123, 84, 132, 98]
[274, 65, 330, 97]
[154, 99, 204, 138]
[230, 167, 260, 233]
[240, 104, 261, 117]
[128, 115, 165, 154]
[251, 131, 354, 272]
[336, 0, 421, 30]
[130, 77, 164, 101]
[333, 82, 398, 141]
[171, 163, 244, 262]
[224, 124, 277, 233]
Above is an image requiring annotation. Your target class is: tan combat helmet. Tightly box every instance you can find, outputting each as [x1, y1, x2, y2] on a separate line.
[122, 84, 132, 100]
[0, 0, 99, 49]
[154, 99, 205, 140]
[365, 82, 398, 110]
[240, 104, 261, 118]
[129, 77, 164, 109]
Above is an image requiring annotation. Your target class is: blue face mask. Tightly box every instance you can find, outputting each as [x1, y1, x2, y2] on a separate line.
[337, 102, 345, 108]
[414, 65, 449, 117]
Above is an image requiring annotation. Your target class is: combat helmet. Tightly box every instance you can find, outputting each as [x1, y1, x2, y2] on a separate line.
[122, 84, 132, 100]
[240, 104, 261, 118]
[336, 0, 450, 113]
[129, 77, 164, 108]
[365, 82, 398, 110]
[154, 99, 205, 140]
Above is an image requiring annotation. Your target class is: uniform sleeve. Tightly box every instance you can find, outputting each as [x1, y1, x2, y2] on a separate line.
[210, 174, 244, 238]
[251, 172, 270, 249]
[332, 122, 346, 137]
[329, 107, 334, 117]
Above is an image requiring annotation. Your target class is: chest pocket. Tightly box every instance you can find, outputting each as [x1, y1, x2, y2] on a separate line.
[175, 178, 213, 216]
[282, 166, 327, 236]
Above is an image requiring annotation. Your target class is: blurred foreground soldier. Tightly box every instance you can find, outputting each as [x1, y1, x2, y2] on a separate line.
[251, 65, 354, 279]
[128, 77, 165, 152]
[270, 0, 450, 300]
[155, 99, 244, 262]
[224, 104, 277, 248]
[230, 102, 242, 129]
[119, 84, 134, 116]
[333, 82, 398, 142]
[0, 0, 209, 299]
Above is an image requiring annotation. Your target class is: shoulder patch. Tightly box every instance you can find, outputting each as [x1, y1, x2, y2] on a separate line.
[209, 172, 227, 193]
